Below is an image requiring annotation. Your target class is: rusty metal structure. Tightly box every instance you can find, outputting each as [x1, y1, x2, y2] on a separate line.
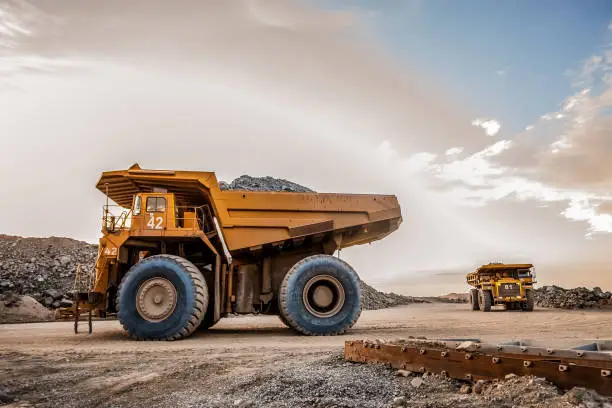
[66, 164, 402, 340]
[345, 338, 612, 396]
[466, 263, 535, 312]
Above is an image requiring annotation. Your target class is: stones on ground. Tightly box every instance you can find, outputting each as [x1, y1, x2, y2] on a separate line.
[534, 285, 611, 309]
[43, 288, 62, 300]
[473, 380, 487, 394]
[410, 377, 424, 388]
[392, 396, 407, 407]
[505, 373, 518, 380]
[0, 235, 97, 311]
[458, 384, 472, 394]
[359, 280, 429, 311]
[396, 369, 412, 377]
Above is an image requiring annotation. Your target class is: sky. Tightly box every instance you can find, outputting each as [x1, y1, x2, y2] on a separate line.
[1, 0, 612, 295]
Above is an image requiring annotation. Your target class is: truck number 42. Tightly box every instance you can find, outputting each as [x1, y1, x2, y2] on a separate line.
[147, 214, 164, 229]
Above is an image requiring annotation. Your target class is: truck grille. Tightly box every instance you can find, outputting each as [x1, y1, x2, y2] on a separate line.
[498, 283, 520, 297]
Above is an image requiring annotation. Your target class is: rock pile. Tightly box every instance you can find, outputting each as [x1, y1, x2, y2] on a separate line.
[360, 281, 429, 310]
[534, 285, 612, 309]
[0, 235, 97, 309]
[219, 175, 314, 193]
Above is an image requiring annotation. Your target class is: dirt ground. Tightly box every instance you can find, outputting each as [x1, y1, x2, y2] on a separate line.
[1, 303, 611, 407]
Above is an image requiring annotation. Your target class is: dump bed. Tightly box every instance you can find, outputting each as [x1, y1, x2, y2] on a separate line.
[97, 164, 402, 252]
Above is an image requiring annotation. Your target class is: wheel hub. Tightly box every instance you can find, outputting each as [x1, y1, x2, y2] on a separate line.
[303, 275, 345, 318]
[136, 277, 177, 322]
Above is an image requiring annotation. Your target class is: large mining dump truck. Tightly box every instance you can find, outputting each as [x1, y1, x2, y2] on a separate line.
[466, 263, 536, 312]
[73, 164, 402, 340]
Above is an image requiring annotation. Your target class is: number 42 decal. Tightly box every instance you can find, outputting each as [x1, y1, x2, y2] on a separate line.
[147, 213, 164, 229]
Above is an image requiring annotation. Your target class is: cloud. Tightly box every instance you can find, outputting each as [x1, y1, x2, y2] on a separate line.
[404, 26, 612, 236]
[471, 118, 501, 136]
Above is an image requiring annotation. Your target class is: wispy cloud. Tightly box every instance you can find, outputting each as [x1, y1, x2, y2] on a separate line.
[471, 118, 501, 136]
[403, 22, 612, 235]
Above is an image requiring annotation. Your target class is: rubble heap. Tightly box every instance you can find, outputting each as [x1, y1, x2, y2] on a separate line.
[534, 285, 612, 309]
[360, 281, 429, 310]
[0, 235, 97, 309]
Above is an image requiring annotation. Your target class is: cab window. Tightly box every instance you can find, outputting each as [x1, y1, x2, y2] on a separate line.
[133, 195, 142, 215]
[146, 197, 167, 213]
[517, 269, 531, 278]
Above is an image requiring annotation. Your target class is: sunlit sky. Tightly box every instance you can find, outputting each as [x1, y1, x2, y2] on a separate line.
[1, 1, 612, 294]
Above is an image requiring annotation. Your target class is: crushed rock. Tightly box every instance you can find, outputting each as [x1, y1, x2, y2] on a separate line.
[154, 354, 612, 408]
[360, 280, 429, 310]
[0, 293, 54, 324]
[0, 235, 97, 309]
[219, 175, 314, 193]
[535, 285, 612, 309]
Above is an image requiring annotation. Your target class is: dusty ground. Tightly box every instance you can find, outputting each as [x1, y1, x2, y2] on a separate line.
[1, 303, 611, 407]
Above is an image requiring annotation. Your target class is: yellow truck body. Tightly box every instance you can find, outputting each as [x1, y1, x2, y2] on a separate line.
[73, 164, 402, 340]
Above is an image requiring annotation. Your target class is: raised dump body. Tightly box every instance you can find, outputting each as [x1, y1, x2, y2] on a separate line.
[466, 263, 536, 312]
[74, 164, 402, 340]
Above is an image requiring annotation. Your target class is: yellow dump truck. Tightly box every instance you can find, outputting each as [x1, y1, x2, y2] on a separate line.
[71, 164, 402, 340]
[466, 263, 536, 312]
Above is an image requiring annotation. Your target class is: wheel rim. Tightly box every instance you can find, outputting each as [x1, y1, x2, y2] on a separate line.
[136, 277, 178, 322]
[302, 275, 345, 318]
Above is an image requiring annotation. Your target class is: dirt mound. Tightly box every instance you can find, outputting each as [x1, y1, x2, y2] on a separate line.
[534, 285, 612, 309]
[360, 281, 428, 310]
[0, 292, 54, 324]
[438, 292, 470, 302]
[0, 234, 97, 309]
[219, 175, 314, 193]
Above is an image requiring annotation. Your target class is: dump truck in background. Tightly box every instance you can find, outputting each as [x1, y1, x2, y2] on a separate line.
[69, 164, 402, 340]
[466, 263, 536, 312]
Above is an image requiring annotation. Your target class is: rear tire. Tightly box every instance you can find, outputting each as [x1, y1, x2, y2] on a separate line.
[469, 289, 479, 311]
[522, 289, 534, 312]
[197, 312, 220, 331]
[116, 255, 208, 340]
[278, 255, 361, 336]
[478, 289, 492, 312]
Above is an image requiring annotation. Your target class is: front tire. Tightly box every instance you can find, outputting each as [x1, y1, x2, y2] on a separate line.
[116, 255, 208, 340]
[469, 289, 479, 311]
[522, 289, 534, 312]
[278, 255, 361, 336]
[478, 289, 492, 312]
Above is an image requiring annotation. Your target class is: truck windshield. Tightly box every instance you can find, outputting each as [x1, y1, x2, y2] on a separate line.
[517, 269, 531, 278]
[146, 197, 167, 213]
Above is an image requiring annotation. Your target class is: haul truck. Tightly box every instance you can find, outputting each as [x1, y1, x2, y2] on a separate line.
[466, 263, 536, 312]
[71, 164, 402, 340]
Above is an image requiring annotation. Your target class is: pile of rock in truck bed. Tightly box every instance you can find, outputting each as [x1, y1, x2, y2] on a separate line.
[534, 285, 612, 309]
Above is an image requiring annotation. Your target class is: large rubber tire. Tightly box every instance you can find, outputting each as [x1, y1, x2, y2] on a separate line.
[197, 312, 220, 331]
[278, 255, 361, 336]
[116, 255, 208, 340]
[522, 289, 534, 312]
[469, 289, 479, 311]
[478, 289, 492, 312]
[277, 309, 291, 328]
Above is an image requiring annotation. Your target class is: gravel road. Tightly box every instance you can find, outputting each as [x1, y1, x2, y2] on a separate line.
[1, 303, 611, 407]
